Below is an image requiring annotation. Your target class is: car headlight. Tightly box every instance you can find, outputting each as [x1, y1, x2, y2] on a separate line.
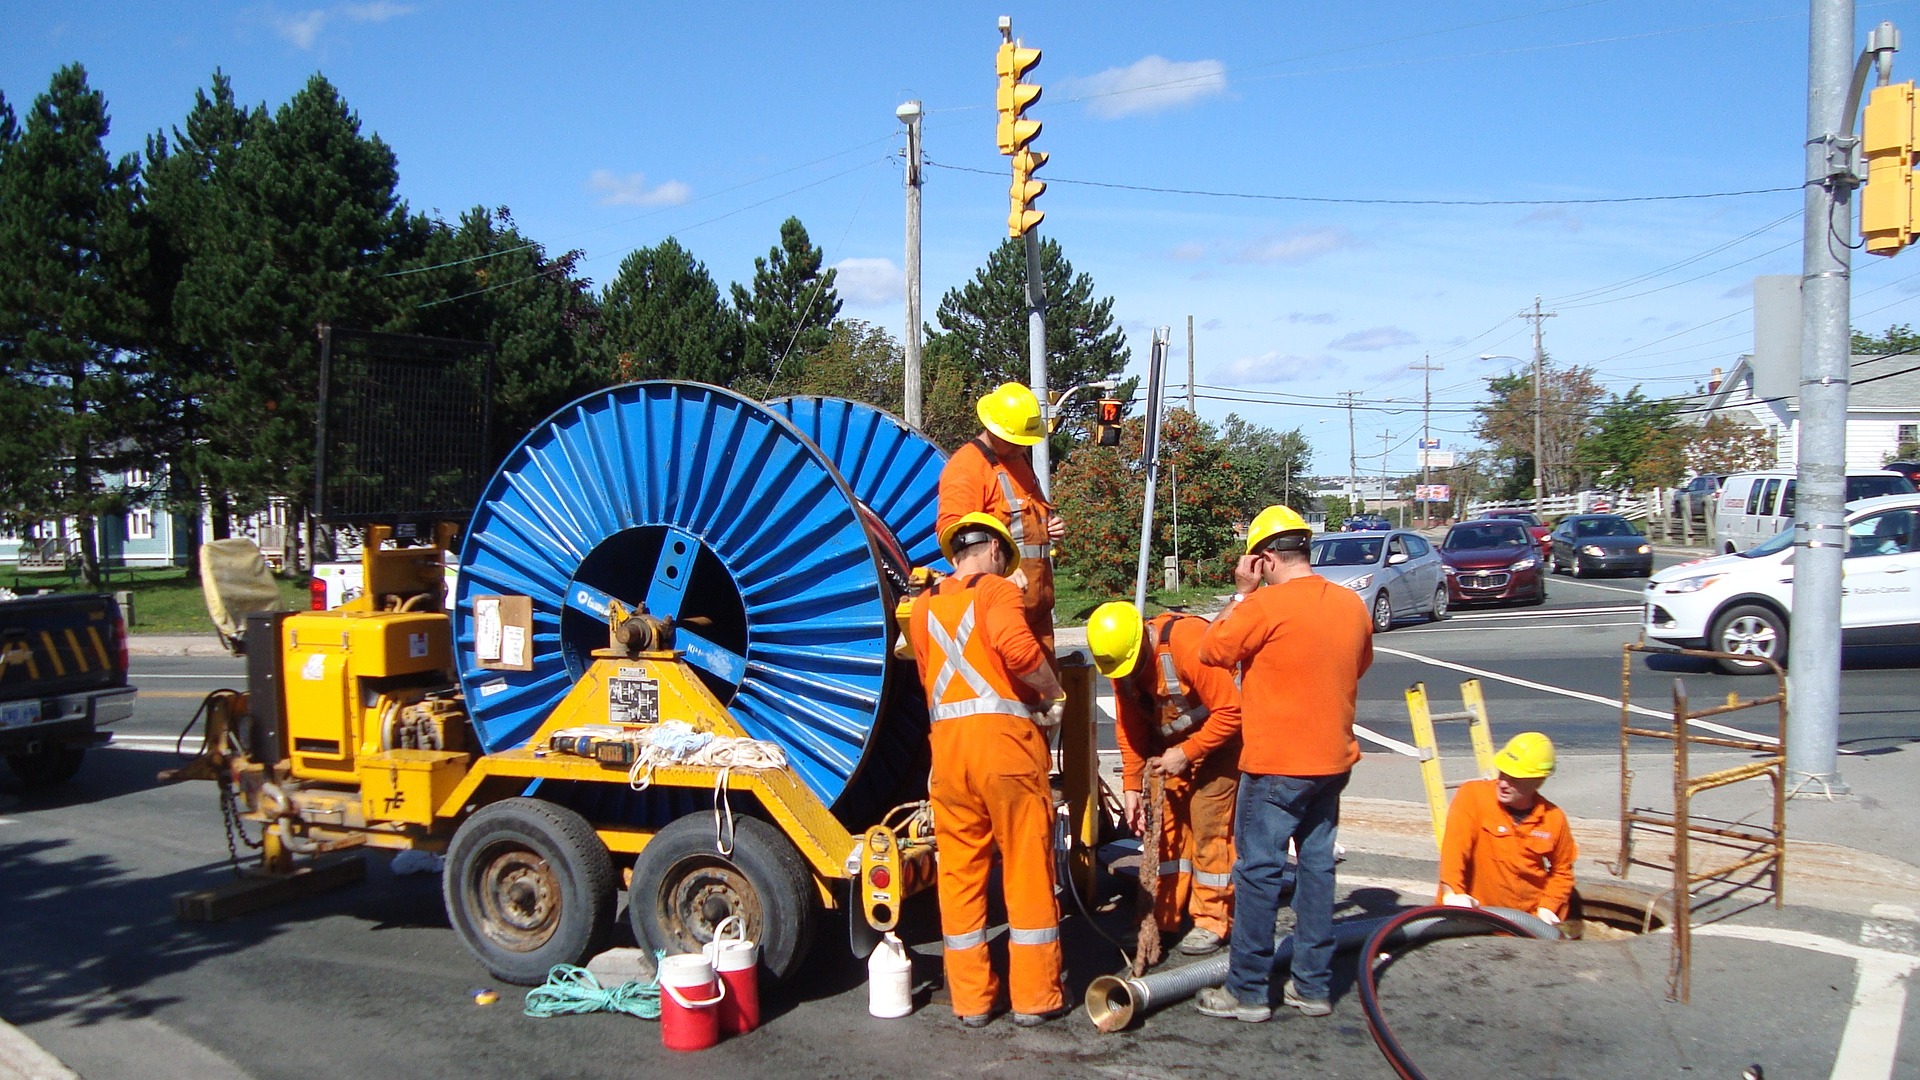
[1581, 545, 1607, 557]
[1510, 556, 1536, 571]
[1344, 574, 1373, 591]
[1636, 544, 1651, 554]
[1662, 573, 1723, 594]
[1441, 564, 1456, 574]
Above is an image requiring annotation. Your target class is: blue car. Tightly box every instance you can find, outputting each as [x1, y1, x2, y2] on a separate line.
[1342, 514, 1393, 532]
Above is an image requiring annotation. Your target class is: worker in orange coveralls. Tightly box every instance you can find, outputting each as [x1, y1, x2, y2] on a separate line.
[1437, 731, 1578, 928]
[937, 381, 1063, 664]
[906, 512, 1068, 1028]
[1088, 601, 1243, 958]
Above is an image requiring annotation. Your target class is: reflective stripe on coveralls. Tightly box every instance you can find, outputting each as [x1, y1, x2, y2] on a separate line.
[944, 928, 988, 951]
[1135, 614, 1239, 937]
[1155, 645, 1211, 738]
[990, 466, 1050, 560]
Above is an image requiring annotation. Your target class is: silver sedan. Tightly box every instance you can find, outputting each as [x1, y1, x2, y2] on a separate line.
[1310, 529, 1449, 633]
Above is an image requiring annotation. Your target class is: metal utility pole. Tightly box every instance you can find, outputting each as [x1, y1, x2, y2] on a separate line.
[1788, 7, 1897, 793]
[1521, 298, 1557, 514]
[898, 101, 924, 428]
[1134, 327, 1171, 610]
[1381, 429, 1391, 521]
[1412, 354, 1443, 528]
[1024, 234, 1050, 495]
[1343, 390, 1360, 513]
[1186, 315, 1196, 413]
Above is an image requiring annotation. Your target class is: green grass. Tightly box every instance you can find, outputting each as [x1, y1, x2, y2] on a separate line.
[1051, 570, 1229, 627]
[1, 565, 311, 634]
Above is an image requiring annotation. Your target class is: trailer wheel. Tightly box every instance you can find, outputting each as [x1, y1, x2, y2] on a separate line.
[443, 797, 615, 985]
[6, 745, 85, 788]
[629, 814, 818, 982]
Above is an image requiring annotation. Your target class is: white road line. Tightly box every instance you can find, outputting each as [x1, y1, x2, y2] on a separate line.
[1550, 577, 1649, 595]
[129, 673, 242, 680]
[1396, 620, 1642, 637]
[1448, 605, 1639, 621]
[107, 736, 189, 754]
[1690, 923, 1917, 1080]
[1354, 723, 1422, 757]
[1372, 643, 1779, 745]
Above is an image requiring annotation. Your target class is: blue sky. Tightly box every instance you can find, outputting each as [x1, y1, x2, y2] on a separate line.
[5, 1, 1918, 476]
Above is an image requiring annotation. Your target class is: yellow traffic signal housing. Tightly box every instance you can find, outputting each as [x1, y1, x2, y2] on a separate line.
[1009, 148, 1047, 237]
[995, 43, 1043, 155]
[1094, 398, 1123, 447]
[1862, 81, 1918, 257]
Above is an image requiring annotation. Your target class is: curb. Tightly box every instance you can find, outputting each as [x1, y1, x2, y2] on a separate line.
[0, 1020, 78, 1080]
[127, 635, 232, 658]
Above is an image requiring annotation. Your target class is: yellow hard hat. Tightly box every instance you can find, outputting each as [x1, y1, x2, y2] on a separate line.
[1493, 731, 1556, 779]
[1087, 601, 1145, 678]
[976, 382, 1046, 446]
[939, 512, 1021, 572]
[1245, 504, 1312, 555]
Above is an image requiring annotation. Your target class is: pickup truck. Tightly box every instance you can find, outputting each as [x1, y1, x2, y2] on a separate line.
[0, 593, 136, 785]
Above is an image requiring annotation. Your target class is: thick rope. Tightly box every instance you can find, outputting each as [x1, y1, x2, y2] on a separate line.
[1132, 770, 1166, 976]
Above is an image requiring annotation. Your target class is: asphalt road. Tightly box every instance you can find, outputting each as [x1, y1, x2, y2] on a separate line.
[3, 557, 1917, 1078]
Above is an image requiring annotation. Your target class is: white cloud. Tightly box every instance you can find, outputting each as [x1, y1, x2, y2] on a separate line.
[1288, 311, 1337, 325]
[1329, 326, 1417, 352]
[1721, 281, 1755, 300]
[1070, 56, 1228, 120]
[1217, 351, 1337, 385]
[1169, 241, 1206, 262]
[586, 169, 692, 208]
[1518, 206, 1583, 232]
[832, 257, 903, 307]
[270, 3, 413, 49]
[1201, 318, 1224, 332]
[1233, 227, 1356, 265]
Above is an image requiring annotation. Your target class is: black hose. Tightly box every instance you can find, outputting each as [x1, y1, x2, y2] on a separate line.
[1356, 905, 1536, 1080]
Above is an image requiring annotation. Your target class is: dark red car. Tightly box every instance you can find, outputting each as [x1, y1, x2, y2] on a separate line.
[1477, 508, 1552, 561]
[1886, 461, 1920, 487]
[1441, 519, 1548, 606]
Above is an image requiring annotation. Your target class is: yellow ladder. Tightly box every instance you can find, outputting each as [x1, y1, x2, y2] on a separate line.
[1404, 680, 1496, 851]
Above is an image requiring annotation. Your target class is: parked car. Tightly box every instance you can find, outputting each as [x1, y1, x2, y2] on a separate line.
[1476, 508, 1552, 561]
[1440, 519, 1547, 606]
[1549, 514, 1654, 577]
[1310, 529, 1448, 633]
[1341, 514, 1393, 532]
[0, 592, 135, 786]
[1645, 492, 1920, 673]
[1712, 469, 1915, 553]
[1670, 474, 1726, 519]
[1885, 461, 1920, 487]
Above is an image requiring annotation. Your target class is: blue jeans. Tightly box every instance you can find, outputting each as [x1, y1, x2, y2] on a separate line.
[1225, 770, 1349, 1005]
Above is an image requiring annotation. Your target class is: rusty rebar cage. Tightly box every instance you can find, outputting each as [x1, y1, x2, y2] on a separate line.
[1613, 641, 1787, 1003]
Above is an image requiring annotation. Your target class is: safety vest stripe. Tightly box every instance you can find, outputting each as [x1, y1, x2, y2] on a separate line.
[1158, 859, 1194, 877]
[1193, 868, 1234, 888]
[943, 928, 988, 951]
[925, 600, 1001, 706]
[930, 696, 1032, 722]
[1018, 544, 1048, 559]
[1157, 648, 1181, 698]
[1007, 925, 1059, 946]
[1157, 704, 1210, 739]
[993, 470, 1027, 545]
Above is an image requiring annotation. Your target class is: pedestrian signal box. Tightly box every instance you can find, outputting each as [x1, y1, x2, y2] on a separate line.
[1095, 398, 1122, 447]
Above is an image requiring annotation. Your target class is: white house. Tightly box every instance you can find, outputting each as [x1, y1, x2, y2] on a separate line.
[1696, 352, 1920, 470]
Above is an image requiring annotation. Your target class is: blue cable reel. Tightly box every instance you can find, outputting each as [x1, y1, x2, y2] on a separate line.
[453, 382, 948, 825]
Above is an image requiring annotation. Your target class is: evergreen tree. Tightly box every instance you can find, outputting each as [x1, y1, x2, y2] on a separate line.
[170, 74, 406, 544]
[924, 236, 1129, 428]
[731, 216, 840, 378]
[1218, 414, 1314, 512]
[599, 237, 742, 384]
[0, 66, 153, 586]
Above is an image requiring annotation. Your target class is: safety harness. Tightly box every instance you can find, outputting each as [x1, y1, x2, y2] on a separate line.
[971, 437, 1050, 562]
[1148, 615, 1211, 740]
[924, 575, 1031, 723]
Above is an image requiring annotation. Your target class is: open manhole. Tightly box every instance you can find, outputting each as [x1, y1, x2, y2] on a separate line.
[1565, 881, 1671, 940]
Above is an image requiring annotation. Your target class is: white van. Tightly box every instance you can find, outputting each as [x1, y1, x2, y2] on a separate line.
[1713, 469, 1915, 553]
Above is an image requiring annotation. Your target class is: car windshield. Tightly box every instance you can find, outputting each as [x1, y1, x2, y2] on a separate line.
[1848, 474, 1917, 500]
[1573, 517, 1639, 537]
[1444, 524, 1529, 551]
[1486, 512, 1541, 527]
[1312, 537, 1383, 566]
[1741, 528, 1796, 558]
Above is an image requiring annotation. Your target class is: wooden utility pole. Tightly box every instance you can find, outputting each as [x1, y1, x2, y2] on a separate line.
[898, 101, 924, 427]
[1343, 390, 1359, 514]
[1521, 297, 1556, 513]
[1186, 315, 1196, 414]
[1412, 355, 1443, 527]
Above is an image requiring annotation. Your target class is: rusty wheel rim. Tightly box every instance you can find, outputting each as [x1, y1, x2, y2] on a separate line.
[659, 856, 761, 951]
[474, 846, 560, 953]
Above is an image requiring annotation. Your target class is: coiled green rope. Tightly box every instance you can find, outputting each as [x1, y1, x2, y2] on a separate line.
[523, 960, 663, 1019]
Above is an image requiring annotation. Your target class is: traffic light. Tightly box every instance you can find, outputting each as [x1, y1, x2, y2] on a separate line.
[995, 42, 1042, 154]
[1862, 81, 1918, 257]
[1094, 398, 1123, 447]
[1009, 148, 1047, 237]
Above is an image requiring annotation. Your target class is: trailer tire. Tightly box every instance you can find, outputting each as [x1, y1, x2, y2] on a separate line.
[443, 797, 615, 985]
[6, 745, 85, 788]
[629, 813, 818, 983]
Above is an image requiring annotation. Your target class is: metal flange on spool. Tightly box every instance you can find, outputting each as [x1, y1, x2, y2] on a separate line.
[452, 382, 947, 825]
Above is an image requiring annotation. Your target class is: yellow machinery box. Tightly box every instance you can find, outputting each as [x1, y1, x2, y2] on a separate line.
[282, 610, 455, 782]
[359, 749, 469, 826]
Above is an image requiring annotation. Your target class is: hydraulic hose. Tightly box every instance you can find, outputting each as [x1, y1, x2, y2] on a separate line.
[1356, 905, 1542, 1080]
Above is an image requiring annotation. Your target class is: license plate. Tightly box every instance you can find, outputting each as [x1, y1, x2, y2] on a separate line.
[0, 699, 42, 729]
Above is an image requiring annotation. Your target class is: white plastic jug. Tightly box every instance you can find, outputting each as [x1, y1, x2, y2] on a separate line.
[867, 931, 913, 1018]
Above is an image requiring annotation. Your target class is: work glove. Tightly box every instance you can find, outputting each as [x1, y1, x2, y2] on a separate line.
[1441, 891, 1477, 908]
[1032, 700, 1065, 729]
[1535, 907, 1562, 926]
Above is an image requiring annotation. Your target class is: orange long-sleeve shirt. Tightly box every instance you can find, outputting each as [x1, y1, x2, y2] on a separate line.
[1198, 574, 1372, 777]
[1112, 614, 1242, 793]
[936, 437, 1052, 547]
[1437, 778, 1578, 919]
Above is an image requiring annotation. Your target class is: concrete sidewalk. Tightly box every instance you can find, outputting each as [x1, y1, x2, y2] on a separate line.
[126, 634, 231, 658]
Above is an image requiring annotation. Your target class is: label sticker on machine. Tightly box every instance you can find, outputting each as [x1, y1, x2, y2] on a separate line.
[608, 666, 660, 725]
[409, 632, 428, 658]
[301, 654, 327, 681]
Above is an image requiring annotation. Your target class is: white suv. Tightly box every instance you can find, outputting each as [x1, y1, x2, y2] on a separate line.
[1643, 493, 1920, 673]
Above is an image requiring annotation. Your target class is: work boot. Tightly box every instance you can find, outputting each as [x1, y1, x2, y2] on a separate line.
[1194, 986, 1271, 1023]
[1176, 926, 1224, 955]
[1281, 979, 1332, 1017]
[1011, 1005, 1071, 1027]
[957, 1011, 994, 1029]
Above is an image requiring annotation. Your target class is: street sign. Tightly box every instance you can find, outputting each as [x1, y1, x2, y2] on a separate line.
[1415, 484, 1452, 501]
[1418, 449, 1455, 468]
[1419, 438, 1441, 450]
